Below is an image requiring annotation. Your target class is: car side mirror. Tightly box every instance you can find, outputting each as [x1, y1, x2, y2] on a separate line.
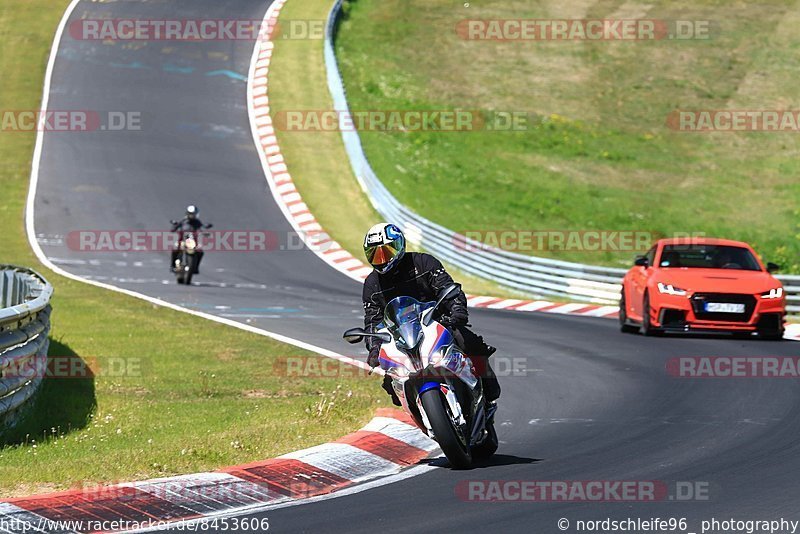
[767, 262, 780, 274]
[634, 256, 649, 267]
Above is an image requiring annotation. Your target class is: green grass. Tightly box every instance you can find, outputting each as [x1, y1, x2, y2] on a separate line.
[0, 0, 383, 497]
[334, 0, 800, 271]
[269, 0, 532, 299]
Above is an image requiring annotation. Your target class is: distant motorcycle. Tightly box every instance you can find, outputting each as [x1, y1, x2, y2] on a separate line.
[343, 285, 498, 468]
[170, 222, 212, 285]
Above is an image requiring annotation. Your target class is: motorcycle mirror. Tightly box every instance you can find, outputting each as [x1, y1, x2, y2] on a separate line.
[343, 327, 365, 344]
[205, 223, 214, 229]
[423, 284, 459, 326]
[342, 328, 392, 344]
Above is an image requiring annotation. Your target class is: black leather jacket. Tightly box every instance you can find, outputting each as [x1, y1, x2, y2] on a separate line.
[362, 252, 468, 353]
[171, 217, 205, 233]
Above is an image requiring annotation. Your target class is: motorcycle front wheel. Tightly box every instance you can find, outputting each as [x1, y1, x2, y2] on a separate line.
[183, 254, 194, 285]
[420, 388, 472, 469]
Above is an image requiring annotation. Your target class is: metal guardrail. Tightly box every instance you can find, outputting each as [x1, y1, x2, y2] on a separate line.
[0, 266, 52, 431]
[779, 275, 800, 314]
[324, 0, 800, 313]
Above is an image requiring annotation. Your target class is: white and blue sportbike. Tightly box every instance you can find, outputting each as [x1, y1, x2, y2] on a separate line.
[343, 285, 498, 469]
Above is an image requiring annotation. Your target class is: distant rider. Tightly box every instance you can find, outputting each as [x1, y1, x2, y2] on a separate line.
[361, 223, 501, 406]
[170, 205, 211, 273]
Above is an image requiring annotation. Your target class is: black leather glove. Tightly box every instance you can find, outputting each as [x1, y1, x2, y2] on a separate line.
[438, 314, 455, 327]
[367, 347, 380, 368]
[440, 310, 468, 328]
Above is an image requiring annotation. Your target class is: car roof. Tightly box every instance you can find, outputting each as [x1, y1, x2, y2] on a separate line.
[656, 237, 751, 248]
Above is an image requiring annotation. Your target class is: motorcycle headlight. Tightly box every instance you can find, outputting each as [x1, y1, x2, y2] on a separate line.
[657, 282, 687, 296]
[761, 287, 784, 299]
[429, 348, 447, 366]
[385, 366, 409, 378]
[185, 237, 197, 251]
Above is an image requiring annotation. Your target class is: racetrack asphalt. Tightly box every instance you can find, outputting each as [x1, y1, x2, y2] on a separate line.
[31, 0, 800, 531]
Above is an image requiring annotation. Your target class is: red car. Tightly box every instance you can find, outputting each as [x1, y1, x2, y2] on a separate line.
[619, 238, 785, 338]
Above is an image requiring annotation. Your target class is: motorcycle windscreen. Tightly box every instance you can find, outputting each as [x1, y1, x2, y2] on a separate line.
[384, 296, 425, 349]
[396, 321, 423, 349]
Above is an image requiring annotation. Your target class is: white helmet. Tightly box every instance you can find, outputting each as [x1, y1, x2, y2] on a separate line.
[186, 205, 198, 219]
[363, 223, 405, 274]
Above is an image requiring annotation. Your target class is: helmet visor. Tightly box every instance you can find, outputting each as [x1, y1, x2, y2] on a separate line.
[365, 240, 402, 269]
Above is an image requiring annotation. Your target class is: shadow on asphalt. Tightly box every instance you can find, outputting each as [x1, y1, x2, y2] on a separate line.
[620, 331, 786, 342]
[423, 454, 541, 470]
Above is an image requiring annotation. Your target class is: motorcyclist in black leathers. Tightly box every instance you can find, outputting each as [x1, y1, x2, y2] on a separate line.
[170, 205, 211, 273]
[361, 223, 501, 406]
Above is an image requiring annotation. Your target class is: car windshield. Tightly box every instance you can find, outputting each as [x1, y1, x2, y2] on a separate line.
[384, 296, 434, 349]
[658, 244, 761, 271]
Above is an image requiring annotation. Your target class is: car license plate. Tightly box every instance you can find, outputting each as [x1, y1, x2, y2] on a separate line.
[705, 302, 745, 313]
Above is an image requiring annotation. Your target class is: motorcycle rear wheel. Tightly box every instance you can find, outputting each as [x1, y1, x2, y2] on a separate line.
[420, 388, 472, 469]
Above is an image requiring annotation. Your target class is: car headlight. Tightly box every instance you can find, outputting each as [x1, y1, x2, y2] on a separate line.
[761, 287, 784, 299]
[657, 282, 687, 296]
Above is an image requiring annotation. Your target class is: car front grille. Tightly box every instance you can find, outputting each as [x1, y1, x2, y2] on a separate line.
[690, 293, 756, 323]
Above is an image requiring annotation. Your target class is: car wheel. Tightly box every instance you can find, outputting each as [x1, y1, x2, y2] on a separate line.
[641, 293, 660, 336]
[619, 288, 638, 334]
